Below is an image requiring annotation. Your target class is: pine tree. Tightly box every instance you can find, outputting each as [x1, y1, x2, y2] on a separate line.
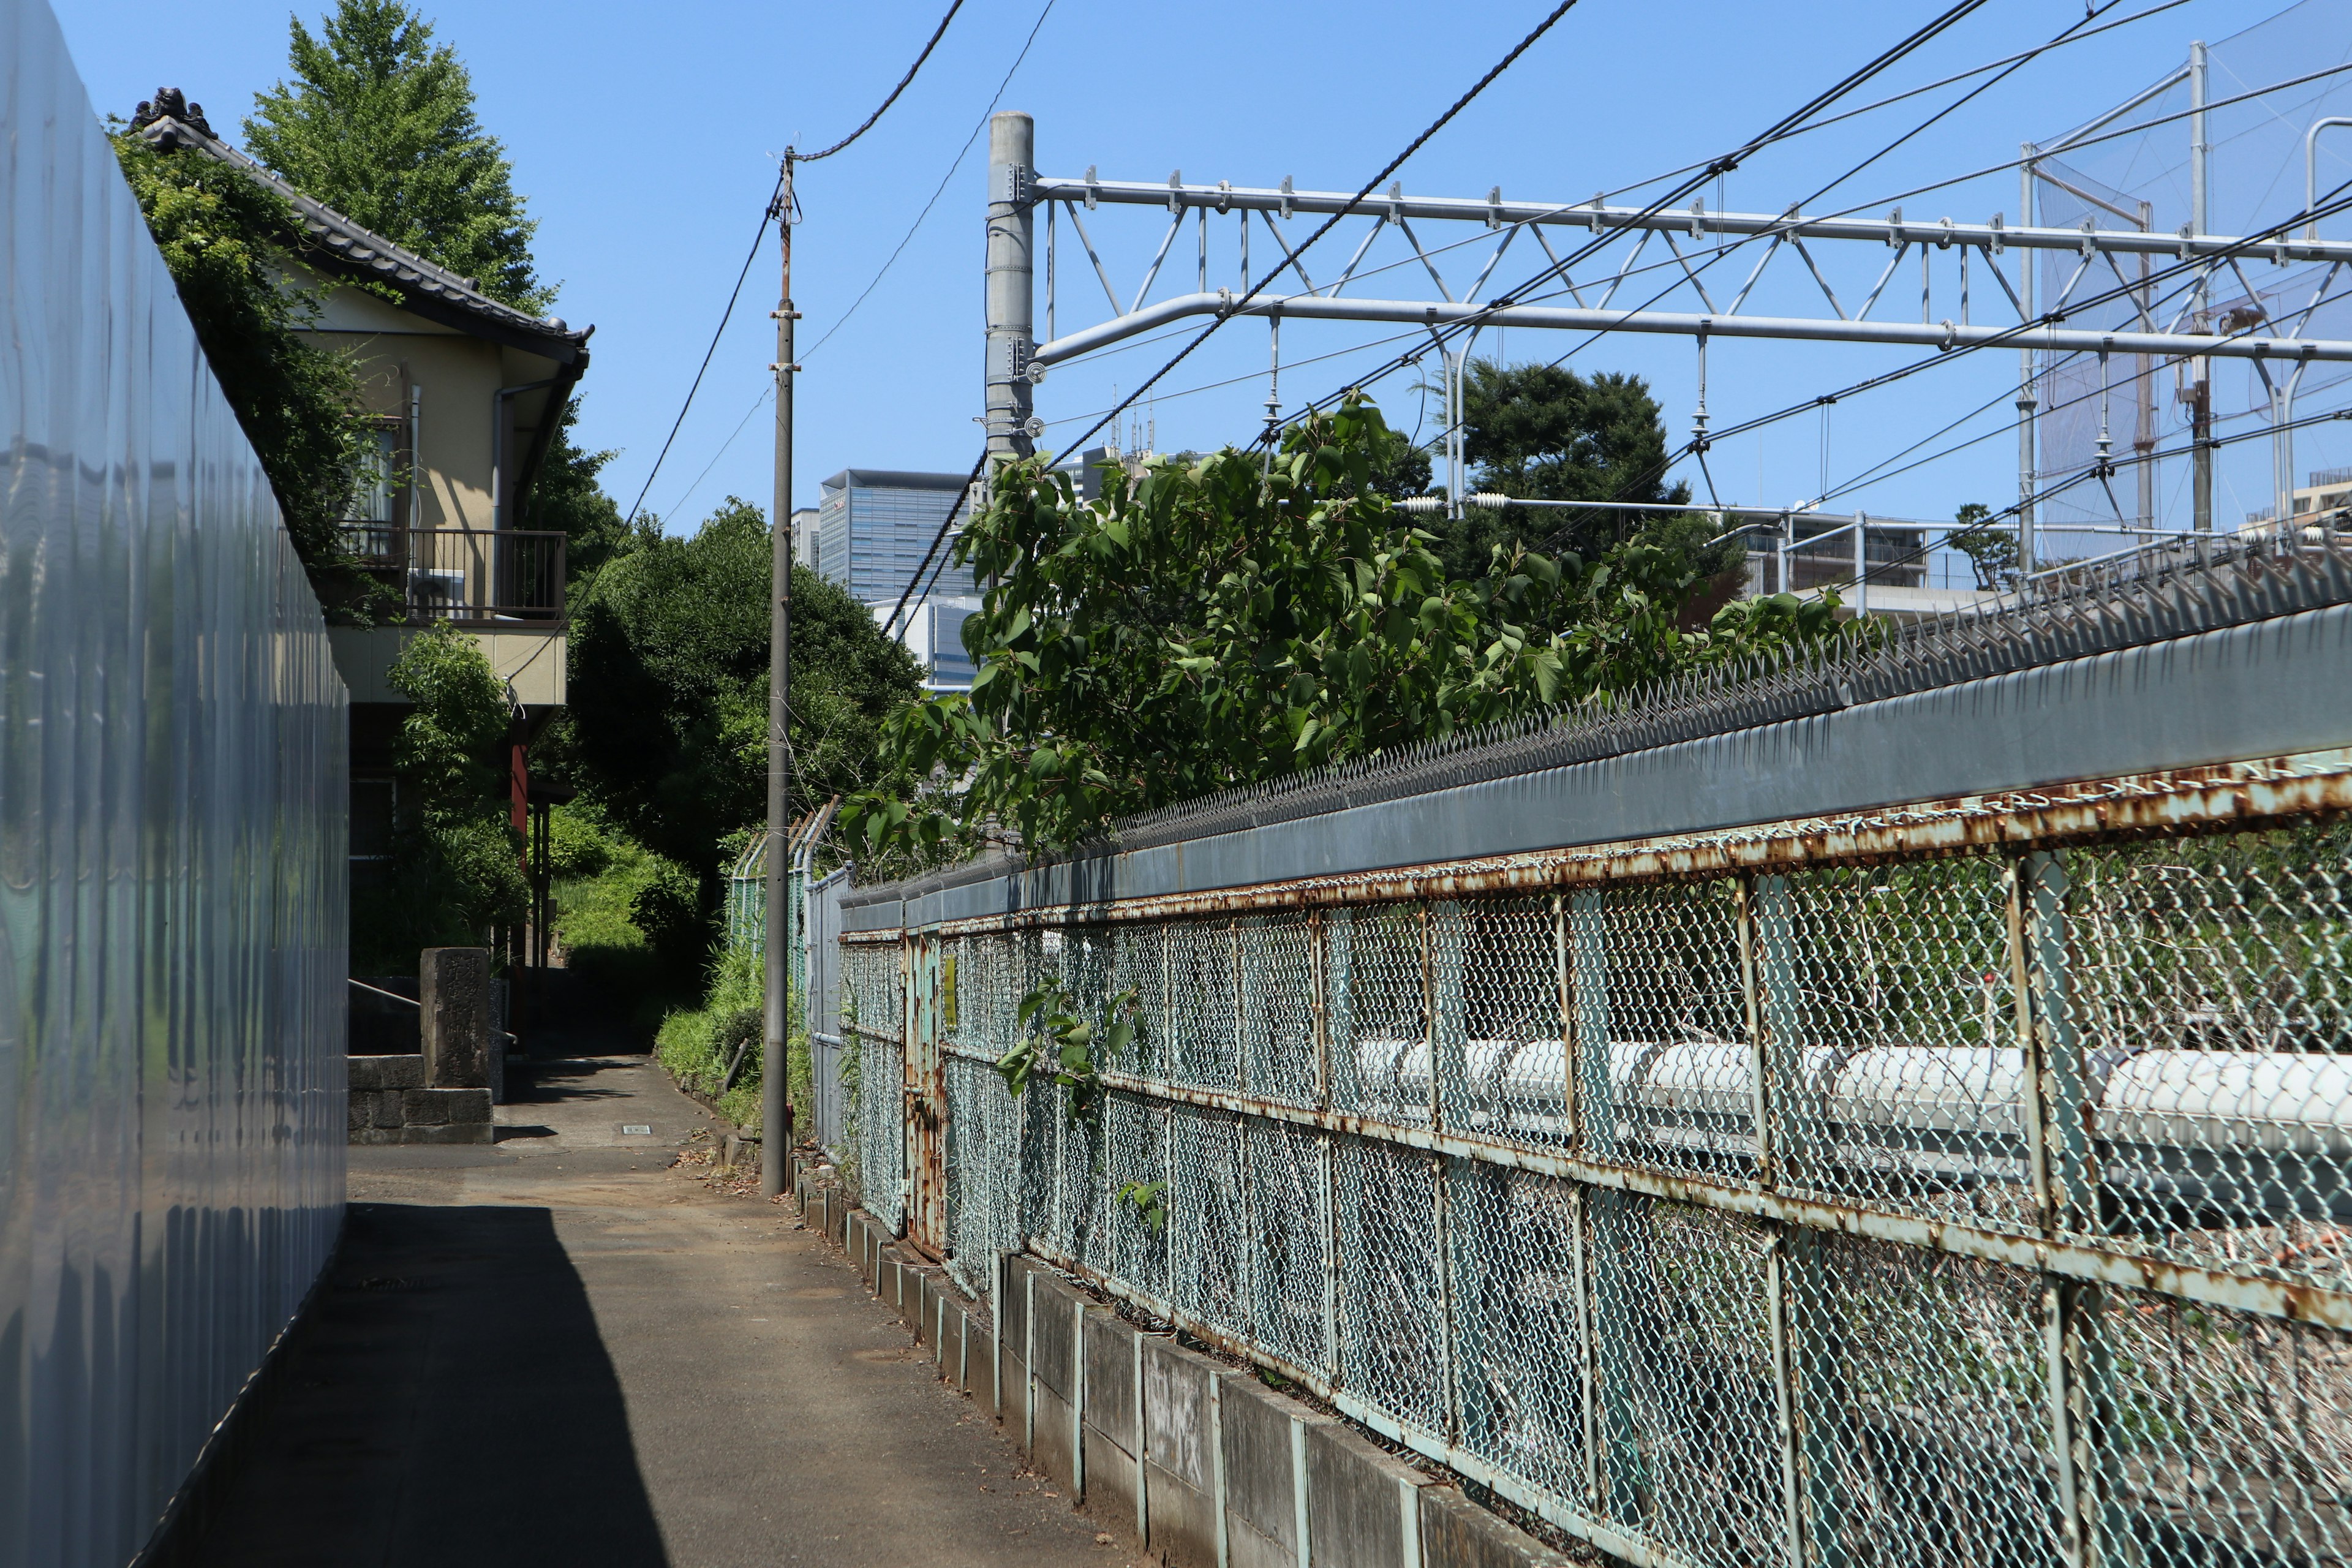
[244, 0, 549, 312]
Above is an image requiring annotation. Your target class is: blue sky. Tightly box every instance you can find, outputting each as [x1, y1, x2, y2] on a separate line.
[57, 0, 2352, 555]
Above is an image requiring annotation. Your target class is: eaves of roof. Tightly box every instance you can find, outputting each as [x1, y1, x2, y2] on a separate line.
[135, 115, 592, 365]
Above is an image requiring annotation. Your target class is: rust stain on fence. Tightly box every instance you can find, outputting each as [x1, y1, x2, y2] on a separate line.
[881, 752, 2352, 937]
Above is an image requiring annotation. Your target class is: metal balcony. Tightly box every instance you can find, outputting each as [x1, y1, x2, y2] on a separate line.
[339, 526, 568, 627]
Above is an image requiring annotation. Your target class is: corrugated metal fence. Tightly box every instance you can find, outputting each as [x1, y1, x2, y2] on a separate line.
[835, 533, 2352, 1568]
[1, 4, 349, 1561]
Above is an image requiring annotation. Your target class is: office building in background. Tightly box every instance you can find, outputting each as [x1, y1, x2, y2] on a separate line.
[814, 469, 976, 606]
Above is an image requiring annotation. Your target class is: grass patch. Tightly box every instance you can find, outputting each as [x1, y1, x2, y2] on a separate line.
[655, 942, 812, 1137]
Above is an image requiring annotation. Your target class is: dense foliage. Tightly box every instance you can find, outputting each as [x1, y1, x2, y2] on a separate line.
[352, 624, 526, 969]
[522, 401, 633, 586]
[841, 396, 1844, 861]
[110, 130, 386, 615]
[560, 498, 925, 883]
[1428, 360, 1721, 583]
[244, 0, 549, 312]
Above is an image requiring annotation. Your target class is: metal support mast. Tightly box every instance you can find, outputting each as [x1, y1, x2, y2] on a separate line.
[2190, 40, 2214, 531]
[763, 154, 798, 1200]
[987, 113, 1036, 464]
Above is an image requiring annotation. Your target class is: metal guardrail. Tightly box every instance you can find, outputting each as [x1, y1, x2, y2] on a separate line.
[834, 539, 2352, 1568]
[339, 524, 567, 625]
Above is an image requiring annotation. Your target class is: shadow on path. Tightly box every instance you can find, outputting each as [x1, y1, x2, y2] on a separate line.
[187, 1202, 668, 1568]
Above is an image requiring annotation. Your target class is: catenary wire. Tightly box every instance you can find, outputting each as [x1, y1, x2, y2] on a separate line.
[882, 0, 1597, 641]
[1270, 0, 2126, 453]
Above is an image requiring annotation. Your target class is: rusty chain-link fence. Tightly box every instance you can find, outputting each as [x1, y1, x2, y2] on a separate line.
[832, 537, 2352, 1568]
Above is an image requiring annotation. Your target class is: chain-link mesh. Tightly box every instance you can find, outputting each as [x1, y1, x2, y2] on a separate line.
[839, 815, 2352, 1565]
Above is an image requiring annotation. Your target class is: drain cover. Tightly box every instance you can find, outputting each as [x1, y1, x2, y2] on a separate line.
[620, 1124, 652, 1136]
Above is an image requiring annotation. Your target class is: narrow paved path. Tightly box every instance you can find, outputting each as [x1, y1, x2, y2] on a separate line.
[187, 1054, 1120, 1568]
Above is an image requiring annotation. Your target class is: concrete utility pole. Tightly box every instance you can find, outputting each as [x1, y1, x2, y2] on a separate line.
[763, 153, 798, 1200]
[986, 112, 1036, 463]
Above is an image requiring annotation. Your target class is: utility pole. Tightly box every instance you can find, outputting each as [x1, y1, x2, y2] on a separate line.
[763, 153, 797, 1200]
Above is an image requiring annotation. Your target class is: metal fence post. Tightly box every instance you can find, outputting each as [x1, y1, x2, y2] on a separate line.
[1765, 1232, 1808, 1568]
[1752, 874, 1804, 1183]
[1570, 1186, 1604, 1515]
[1552, 895, 1579, 1144]
[1736, 874, 1774, 1188]
[2026, 850, 2098, 1234]
[1566, 892, 1611, 1156]
[1312, 910, 1341, 1381]
[1746, 873, 1813, 1568]
[1425, 903, 1466, 1441]
[2016, 850, 2111, 1568]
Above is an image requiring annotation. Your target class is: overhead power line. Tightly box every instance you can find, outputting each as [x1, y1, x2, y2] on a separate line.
[615, 0, 968, 533]
[882, 0, 1596, 643]
[1274, 0, 2113, 445]
[802, 0, 968, 162]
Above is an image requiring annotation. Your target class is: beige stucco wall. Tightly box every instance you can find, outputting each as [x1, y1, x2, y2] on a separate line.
[330, 626, 566, 709]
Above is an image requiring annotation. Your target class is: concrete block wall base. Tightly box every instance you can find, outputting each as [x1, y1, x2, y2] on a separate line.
[785, 1186, 1586, 1568]
[346, 1058, 492, 1144]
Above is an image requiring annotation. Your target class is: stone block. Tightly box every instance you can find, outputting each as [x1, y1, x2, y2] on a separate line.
[349, 1126, 401, 1146]
[1417, 1487, 1578, 1568]
[400, 1087, 489, 1126]
[1084, 1311, 1140, 1455]
[418, 946, 491, 1088]
[368, 1090, 406, 1129]
[1306, 1422, 1427, 1568]
[403, 1122, 494, 1145]
[347, 1054, 425, 1091]
[1221, 1375, 1316, 1559]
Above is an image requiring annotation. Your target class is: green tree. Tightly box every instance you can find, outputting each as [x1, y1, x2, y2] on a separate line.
[1950, 501, 2019, 591]
[353, 622, 527, 968]
[841, 396, 1845, 860]
[521, 401, 633, 585]
[1434, 359, 1706, 582]
[110, 130, 386, 614]
[243, 0, 548, 311]
[560, 499, 925, 883]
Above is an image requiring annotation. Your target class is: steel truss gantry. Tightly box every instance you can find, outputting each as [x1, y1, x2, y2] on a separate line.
[984, 101, 2352, 573]
[1025, 173, 2352, 368]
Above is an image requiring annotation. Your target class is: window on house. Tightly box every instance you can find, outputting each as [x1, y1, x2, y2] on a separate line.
[342, 426, 402, 559]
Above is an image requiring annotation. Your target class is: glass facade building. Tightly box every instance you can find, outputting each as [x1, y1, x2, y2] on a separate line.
[815, 469, 978, 607]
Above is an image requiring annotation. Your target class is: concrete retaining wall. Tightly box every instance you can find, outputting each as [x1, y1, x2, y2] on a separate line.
[788, 1164, 1581, 1568]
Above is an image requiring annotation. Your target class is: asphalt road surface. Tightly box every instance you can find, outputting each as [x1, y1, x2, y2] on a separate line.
[183, 1052, 1121, 1568]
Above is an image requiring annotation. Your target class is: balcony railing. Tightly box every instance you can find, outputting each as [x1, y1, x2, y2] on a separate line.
[340, 526, 567, 627]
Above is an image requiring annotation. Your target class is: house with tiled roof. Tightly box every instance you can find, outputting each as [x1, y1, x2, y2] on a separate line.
[132, 88, 589, 941]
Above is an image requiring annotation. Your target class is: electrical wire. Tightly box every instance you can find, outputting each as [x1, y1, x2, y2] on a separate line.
[519, 3, 972, 687]
[801, 0, 968, 162]
[1272, 0, 2123, 453]
[883, 0, 1596, 643]
[660, 0, 1058, 522]
[802, 0, 1058, 362]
